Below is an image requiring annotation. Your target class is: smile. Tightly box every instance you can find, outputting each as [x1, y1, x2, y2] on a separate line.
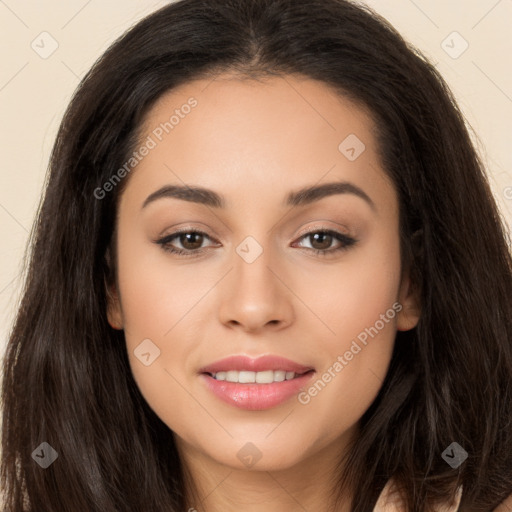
[208, 369, 311, 383]
[200, 370, 316, 410]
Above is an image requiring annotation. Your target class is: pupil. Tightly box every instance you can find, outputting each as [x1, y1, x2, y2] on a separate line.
[182, 233, 203, 249]
[311, 232, 331, 250]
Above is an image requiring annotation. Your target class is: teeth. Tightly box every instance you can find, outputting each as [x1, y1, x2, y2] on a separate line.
[212, 370, 298, 383]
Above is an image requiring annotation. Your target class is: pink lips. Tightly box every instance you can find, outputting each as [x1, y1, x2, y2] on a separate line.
[198, 355, 314, 375]
[198, 355, 315, 411]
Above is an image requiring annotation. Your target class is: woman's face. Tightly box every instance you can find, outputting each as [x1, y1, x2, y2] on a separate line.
[107, 73, 419, 476]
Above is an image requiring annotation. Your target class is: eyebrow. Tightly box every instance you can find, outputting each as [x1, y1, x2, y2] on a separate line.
[142, 181, 376, 211]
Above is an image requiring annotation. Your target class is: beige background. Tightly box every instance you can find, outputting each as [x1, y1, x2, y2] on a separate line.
[1, 0, 511, 360]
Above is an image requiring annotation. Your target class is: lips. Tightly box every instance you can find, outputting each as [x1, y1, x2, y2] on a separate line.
[198, 354, 315, 375]
[198, 355, 316, 410]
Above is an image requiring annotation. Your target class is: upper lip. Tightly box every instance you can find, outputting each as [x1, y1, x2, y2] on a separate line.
[199, 355, 315, 375]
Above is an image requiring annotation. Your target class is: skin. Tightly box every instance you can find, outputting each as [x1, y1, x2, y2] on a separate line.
[107, 73, 421, 512]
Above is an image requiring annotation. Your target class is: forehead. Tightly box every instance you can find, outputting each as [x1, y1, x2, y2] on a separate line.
[122, 73, 395, 214]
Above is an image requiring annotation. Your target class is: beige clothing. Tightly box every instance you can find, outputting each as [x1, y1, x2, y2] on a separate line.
[374, 479, 463, 511]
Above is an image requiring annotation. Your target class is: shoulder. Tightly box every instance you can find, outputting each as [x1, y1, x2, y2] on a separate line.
[373, 479, 462, 512]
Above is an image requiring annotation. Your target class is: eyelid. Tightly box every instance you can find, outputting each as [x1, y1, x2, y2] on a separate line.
[294, 222, 353, 239]
[155, 226, 220, 246]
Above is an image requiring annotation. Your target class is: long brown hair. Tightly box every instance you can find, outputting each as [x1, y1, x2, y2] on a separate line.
[2, 1, 511, 510]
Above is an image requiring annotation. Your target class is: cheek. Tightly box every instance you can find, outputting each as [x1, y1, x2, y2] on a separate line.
[114, 229, 217, 428]
[115, 225, 210, 340]
[303, 226, 402, 346]
[294, 233, 401, 426]
[118, 256, 202, 431]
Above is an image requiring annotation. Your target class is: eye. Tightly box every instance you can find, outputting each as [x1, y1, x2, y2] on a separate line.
[293, 229, 357, 257]
[155, 229, 218, 257]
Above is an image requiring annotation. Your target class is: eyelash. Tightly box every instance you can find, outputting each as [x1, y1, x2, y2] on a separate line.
[155, 227, 357, 258]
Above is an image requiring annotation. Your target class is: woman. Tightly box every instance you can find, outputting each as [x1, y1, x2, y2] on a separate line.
[2, 0, 512, 510]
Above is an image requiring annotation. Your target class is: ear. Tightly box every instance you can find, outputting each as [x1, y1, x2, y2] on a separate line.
[396, 232, 422, 332]
[396, 270, 421, 331]
[105, 248, 124, 330]
[106, 283, 124, 330]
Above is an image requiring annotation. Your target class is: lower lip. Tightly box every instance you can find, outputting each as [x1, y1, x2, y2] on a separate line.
[200, 371, 315, 411]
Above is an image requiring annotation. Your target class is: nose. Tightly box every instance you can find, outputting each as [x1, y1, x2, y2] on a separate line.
[217, 241, 294, 333]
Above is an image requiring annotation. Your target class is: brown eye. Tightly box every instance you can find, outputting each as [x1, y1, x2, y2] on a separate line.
[155, 229, 217, 257]
[177, 232, 205, 250]
[308, 232, 334, 251]
[294, 229, 357, 257]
